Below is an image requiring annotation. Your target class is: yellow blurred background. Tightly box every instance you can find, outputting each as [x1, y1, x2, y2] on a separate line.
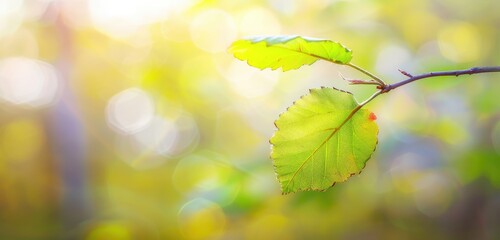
[0, 0, 499, 239]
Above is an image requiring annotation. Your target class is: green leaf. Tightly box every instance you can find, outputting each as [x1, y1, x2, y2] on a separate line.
[270, 87, 378, 194]
[228, 35, 352, 71]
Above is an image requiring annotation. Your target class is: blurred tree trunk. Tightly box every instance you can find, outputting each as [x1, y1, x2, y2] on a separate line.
[49, 2, 91, 232]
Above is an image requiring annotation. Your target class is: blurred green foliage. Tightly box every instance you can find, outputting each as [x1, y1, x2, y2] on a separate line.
[0, 0, 499, 239]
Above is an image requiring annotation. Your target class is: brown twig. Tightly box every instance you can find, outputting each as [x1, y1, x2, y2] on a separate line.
[339, 72, 380, 85]
[398, 69, 413, 78]
[382, 66, 500, 93]
[347, 79, 380, 85]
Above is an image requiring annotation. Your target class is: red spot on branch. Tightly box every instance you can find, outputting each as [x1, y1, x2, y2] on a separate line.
[369, 112, 377, 121]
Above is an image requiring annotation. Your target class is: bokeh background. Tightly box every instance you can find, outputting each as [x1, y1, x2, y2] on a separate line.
[0, 0, 499, 239]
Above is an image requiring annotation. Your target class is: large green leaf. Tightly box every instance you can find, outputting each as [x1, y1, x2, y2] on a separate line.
[228, 35, 352, 71]
[270, 87, 378, 194]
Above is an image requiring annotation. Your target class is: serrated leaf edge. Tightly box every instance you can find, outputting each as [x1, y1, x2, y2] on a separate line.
[229, 36, 353, 71]
[269, 86, 379, 194]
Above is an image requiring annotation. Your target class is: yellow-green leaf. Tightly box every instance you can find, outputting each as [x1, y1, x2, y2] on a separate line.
[270, 87, 378, 194]
[228, 35, 352, 71]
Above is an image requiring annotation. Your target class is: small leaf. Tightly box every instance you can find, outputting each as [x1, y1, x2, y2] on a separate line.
[229, 35, 352, 71]
[270, 87, 378, 194]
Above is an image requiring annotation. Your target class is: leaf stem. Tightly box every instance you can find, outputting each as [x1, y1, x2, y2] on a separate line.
[346, 63, 386, 86]
[382, 66, 500, 93]
[359, 90, 383, 107]
[338, 90, 382, 130]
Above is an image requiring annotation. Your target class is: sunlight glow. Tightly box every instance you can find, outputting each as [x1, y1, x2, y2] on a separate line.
[238, 7, 282, 36]
[438, 22, 481, 63]
[113, 112, 199, 169]
[224, 60, 279, 98]
[0, 0, 23, 38]
[267, 0, 297, 15]
[0, 57, 59, 108]
[0, 29, 39, 58]
[375, 44, 412, 78]
[133, 116, 178, 156]
[106, 88, 155, 135]
[173, 155, 219, 193]
[131, 112, 199, 158]
[166, 113, 199, 157]
[88, 0, 196, 38]
[190, 9, 237, 53]
[161, 14, 191, 42]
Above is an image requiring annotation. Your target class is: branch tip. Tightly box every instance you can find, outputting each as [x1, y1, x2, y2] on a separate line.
[338, 72, 347, 81]
[398, 69, 413, 77]
[339, 72, 380, 86]
[388, 66, 500, 92]
[348, 79, 379, 85]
